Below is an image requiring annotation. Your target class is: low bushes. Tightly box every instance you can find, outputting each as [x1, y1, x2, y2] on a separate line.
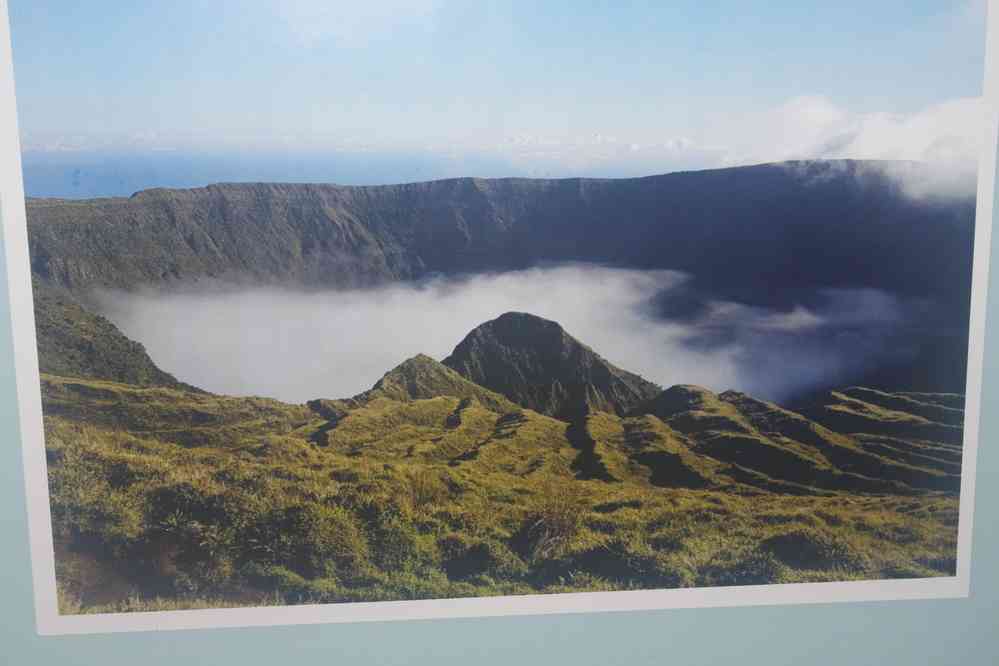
[46, 415, 960, 612]
[760, 527, 871, 572]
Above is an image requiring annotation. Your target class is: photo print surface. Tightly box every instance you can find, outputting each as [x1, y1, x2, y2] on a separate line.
[2, 0, 995, 632]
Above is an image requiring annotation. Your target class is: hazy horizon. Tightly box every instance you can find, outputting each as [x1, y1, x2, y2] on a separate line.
[18, 155, 980, 206]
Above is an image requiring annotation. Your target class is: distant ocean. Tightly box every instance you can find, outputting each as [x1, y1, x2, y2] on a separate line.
[19, 150, 522, 199]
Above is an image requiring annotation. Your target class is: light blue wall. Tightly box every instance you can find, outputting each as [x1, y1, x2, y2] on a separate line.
[1, 154, 997, 666]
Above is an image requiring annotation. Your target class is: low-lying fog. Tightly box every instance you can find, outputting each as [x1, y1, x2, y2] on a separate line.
[94, 264, 916, 405]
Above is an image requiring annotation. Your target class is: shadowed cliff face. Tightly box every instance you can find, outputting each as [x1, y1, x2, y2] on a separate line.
[26, 160, 974, 307]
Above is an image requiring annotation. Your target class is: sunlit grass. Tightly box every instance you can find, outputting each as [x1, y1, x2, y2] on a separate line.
[44, 374, 961, 614]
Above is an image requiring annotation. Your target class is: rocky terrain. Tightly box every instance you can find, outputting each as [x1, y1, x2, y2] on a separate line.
[442, 312, 662, 420]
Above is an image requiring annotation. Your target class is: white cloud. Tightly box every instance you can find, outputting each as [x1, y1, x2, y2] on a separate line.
[703, 302, 825, 334]
[727, 95, 983, 170]
[696, 94, 982, 200]
[705, 93, 978, 171]
[95, 266, 910, 404]
[479, 95, 983, 197]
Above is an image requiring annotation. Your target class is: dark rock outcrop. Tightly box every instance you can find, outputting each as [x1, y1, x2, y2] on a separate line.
[443, 312, 661, 420]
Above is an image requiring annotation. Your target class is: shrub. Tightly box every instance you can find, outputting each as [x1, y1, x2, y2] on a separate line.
[696, 550, 784, 587]
[247, 503, 370, 579]
[146, 483, 229, 530]
[439, 534, 527, 580]
[404, 471, 450, 512]
[569, 536, 662, 585]
[140, 483, 239, 591]
[760, 528, 869, 571]
[48, 443, 144, 554]
[513, 483, 586, 563]
[367, 509, 437, 573]
[240, 563, 311, 602]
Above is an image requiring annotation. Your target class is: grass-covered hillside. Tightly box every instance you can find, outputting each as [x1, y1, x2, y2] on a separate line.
[42, 313, 964, 614]
[33, 281, 187, 389]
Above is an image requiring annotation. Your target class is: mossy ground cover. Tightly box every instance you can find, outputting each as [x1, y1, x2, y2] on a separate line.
[43, 374, 961, 614]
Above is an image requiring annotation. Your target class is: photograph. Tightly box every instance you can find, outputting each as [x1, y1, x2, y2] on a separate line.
[1, 1, 994, 632]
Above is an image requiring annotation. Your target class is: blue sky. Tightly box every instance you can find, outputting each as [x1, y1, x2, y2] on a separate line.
[7, 1, 989, 194]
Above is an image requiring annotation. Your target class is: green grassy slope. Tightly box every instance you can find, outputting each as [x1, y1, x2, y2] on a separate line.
[33, 281, 185, 388]
[351, 354, 521, 414]
[44, 366, 963, 613]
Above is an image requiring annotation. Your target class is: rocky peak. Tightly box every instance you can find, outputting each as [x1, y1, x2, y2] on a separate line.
[443, 312, 660, 420]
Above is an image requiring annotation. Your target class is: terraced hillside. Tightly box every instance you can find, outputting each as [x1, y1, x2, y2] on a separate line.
[44, 313, 964, 613]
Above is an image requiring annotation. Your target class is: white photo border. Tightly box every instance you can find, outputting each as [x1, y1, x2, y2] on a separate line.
[0, 0, 996, 636]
